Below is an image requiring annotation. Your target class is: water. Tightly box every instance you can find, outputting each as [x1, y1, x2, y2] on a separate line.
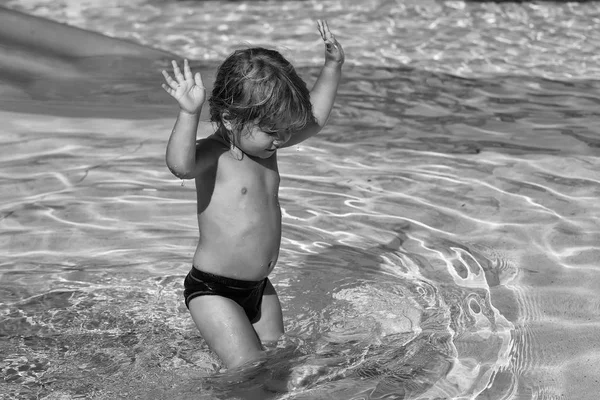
[1, 0, 600, 399]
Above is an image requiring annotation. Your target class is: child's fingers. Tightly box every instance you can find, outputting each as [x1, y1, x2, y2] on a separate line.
[162, 70, 179, 89]
[317, 20, 326, 41]
[317, 20, 336, 47]
[172, 60, 184, 82]
[183, 59, 193, 81]
[323, 20, 331, 36]
[322, 20, 333, 40]
[161, 83, 175, 96]
[326, 31, 335, 44]
[194, 72, 204, 89]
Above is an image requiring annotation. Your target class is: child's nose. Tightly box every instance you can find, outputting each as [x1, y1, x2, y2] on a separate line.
[273, 132, 291, 147]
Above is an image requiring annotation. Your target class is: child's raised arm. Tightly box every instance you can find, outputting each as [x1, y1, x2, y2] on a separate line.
[162, 59, 210, 179]
[284, 20, 345, 148]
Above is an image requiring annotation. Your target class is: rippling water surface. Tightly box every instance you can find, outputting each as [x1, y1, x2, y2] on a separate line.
[1, 1, 600, 399]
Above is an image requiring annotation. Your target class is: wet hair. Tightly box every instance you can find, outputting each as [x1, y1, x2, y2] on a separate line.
[209, 47, 315, 139]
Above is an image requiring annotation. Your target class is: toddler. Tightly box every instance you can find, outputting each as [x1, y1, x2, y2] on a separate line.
[161, 20, 344, 369]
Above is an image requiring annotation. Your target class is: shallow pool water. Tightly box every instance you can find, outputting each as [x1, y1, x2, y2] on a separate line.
[1, 1, 600, 399]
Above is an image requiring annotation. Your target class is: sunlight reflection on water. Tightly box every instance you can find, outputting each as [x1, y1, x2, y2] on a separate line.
[1, 1, 600, 399]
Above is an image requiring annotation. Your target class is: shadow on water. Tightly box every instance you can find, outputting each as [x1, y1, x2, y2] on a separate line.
[0, 5, 214, 120]
[2, 4, 599, 159]
[2, 4, 600, 156]
[332, 64, 600, 157]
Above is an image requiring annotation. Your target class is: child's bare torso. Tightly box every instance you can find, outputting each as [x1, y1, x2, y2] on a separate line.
[192, 136, 282, 281]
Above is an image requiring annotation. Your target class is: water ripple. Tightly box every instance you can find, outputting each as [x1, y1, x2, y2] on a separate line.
[1, 1, 600, 399]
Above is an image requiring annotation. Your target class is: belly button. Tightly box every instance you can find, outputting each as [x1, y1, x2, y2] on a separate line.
[241, 187, 247, 194]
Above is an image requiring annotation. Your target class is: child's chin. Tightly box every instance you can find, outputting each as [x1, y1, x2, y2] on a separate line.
[245, 148, 275, 159]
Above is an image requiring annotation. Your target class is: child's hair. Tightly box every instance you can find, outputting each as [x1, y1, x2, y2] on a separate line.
[209, 47, 315, 137]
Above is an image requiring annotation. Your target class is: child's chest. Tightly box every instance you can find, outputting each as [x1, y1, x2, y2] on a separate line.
[217, 152, 280, 198]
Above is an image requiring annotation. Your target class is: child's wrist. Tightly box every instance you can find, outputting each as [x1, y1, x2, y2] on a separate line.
[179, 108, 200, 116]
[323, 60, 343, 69]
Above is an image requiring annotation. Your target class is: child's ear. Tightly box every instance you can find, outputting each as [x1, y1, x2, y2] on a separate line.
[221, 112, 233, 131]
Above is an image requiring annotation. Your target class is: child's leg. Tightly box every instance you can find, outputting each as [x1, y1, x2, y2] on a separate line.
[188, 295, 265, 369]
[252, 279, 284, 344]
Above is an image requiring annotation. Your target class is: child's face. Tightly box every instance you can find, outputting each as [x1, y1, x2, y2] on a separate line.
[236, 123, 292, 159]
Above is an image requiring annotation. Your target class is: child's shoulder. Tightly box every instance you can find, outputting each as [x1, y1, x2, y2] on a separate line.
[195, 133, 231, 162]
[187, 135, 231, 179]
[197, 128, 225, 149]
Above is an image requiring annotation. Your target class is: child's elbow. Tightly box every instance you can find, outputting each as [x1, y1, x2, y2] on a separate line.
[166, 160, 194, 179]
[310, 111, 330, 129]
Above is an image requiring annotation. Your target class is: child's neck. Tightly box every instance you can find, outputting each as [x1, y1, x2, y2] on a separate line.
[215, 126, 244, 160]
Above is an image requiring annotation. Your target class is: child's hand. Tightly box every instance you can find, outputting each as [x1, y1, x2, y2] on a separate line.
[317, 20, 345, 66]
[162, 59, 205, 114]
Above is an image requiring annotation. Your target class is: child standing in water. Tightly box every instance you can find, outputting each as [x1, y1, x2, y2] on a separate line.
[161, 20, 344, 369]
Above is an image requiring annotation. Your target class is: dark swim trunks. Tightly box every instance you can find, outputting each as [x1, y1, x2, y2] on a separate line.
[183, 267, 268, 323]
